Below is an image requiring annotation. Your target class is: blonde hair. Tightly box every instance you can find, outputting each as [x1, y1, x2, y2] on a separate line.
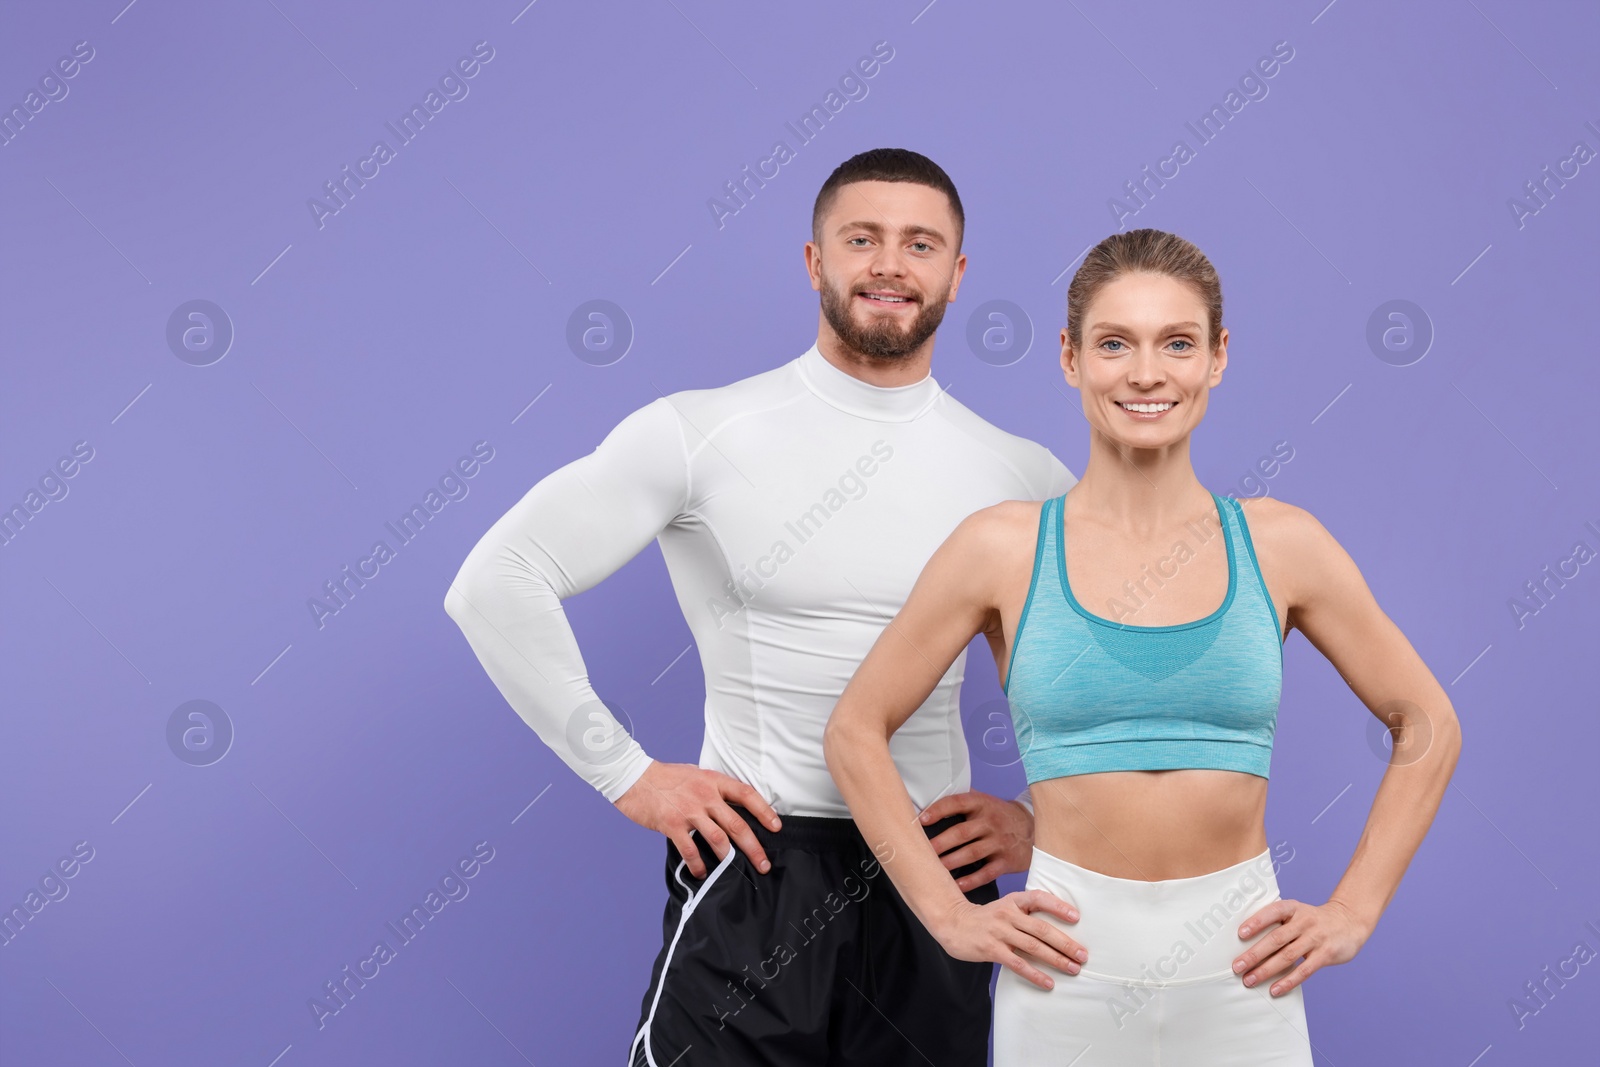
[1066, 229, 1223, 351]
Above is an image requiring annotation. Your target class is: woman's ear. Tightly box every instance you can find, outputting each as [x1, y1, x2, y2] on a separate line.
[1210, 325, 1229, 386]
[1059, 327, 1080, 386]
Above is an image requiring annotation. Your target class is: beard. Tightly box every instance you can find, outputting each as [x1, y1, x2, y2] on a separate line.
[819, 274, 950, 361]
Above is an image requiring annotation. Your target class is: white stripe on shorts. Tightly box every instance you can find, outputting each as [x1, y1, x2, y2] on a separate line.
[628, 843, 739, 1067]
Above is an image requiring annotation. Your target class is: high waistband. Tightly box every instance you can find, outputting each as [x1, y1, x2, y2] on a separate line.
[1026, 846, 1283, 987]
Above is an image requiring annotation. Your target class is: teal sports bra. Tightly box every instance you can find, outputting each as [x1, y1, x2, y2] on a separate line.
[1002, 492, 1285, 782]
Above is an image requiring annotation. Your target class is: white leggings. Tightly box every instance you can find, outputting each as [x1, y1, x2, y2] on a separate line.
[994, 846, 1315, 1066]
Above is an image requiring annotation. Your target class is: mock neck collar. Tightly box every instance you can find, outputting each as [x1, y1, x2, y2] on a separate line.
[795, 341, 942, 422]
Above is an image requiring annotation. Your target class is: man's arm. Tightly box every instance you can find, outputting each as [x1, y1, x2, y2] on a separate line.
[443, 396, 780, 877]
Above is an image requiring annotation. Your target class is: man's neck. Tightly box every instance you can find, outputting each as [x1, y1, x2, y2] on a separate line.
[814, 331, 934, 388]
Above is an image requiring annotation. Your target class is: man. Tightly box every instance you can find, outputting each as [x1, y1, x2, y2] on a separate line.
[444, 148, 1077, 1065]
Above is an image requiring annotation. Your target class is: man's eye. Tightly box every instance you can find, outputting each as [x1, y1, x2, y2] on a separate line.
[911, 241, 931, 252]
[848, 237, 869, 247]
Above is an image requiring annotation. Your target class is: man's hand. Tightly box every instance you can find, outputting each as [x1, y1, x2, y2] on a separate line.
[614, 761, 783, 879]
[919, 790, 1034, 892]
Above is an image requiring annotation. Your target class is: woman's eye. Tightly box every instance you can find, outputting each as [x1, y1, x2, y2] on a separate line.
[1101, 340, 1125, 352]
[1169, 339, 1191, 352]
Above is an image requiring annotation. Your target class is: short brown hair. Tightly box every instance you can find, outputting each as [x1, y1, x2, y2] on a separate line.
[812, 148, 965, 248]
[1066, 229, 1223, 351]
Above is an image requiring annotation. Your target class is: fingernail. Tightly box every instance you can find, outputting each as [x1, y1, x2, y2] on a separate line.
[1244, 975, 1256, 987]
[759, 860, 770, 873]
[1074, 948, 1087, 963]
[1067, 910, 1079, 921]
[1240, 925, 1250, 936]
[1044, 978, 1055, 989]
[1233, 960, 1245, 973]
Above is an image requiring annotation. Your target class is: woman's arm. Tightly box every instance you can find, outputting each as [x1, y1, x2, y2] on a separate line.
[1232, 499, 1463, 996]
[823, 503, 1087, 989]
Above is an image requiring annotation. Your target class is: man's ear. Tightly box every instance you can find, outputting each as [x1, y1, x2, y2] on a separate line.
[945, 251, 968, 302]
[804, 241, 822, 292]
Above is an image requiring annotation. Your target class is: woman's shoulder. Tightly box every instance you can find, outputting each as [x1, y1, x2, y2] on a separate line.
[907, 500, 1046, 612]
[941, 499, 1048, 572]
[1235, 495, 1355, 584]
[1236, 495, 1329, 540]
[960, 497, 1049, 542]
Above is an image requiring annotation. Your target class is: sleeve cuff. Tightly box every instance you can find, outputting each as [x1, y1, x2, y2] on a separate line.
[594, 749, 654, 804]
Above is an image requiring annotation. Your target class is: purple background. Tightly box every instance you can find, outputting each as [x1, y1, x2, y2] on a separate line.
[3, 1, 1596, 1064]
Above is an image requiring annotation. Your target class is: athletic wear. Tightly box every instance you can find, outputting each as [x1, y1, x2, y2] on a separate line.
[630, 810, 999, 1067]
[1003, 492, 1284, 782]
[993, 846, 1314, 1066]
[996, 492, 1310, 1063]
[444, 341, 1075, 815]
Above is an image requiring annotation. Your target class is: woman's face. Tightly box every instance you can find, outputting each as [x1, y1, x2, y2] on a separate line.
[1060, 271, 1228, 452]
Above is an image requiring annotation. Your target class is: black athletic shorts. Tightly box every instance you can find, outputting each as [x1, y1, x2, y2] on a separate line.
[627, 806, 1000, 1066]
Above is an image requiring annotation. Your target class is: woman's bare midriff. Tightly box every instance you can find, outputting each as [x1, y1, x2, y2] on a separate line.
[1030, 768, 1269, 881]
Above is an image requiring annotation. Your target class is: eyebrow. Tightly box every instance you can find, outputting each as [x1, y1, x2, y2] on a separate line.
[834, 219, 948, 243]
[1091, 321, 1203, 334]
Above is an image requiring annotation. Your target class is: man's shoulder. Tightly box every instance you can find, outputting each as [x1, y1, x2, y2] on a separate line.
[579, 355, 806, 474]
[931, 391, 1071, 491]
[934, 392, 1051, 453]
[656, 353, 805, 421]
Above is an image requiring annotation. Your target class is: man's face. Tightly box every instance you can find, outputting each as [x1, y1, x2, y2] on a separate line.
[807, 180, 966, 361]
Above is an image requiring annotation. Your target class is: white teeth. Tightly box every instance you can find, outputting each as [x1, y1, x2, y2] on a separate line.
[1120, 402, 1173, 413]
[863, 293, 909, 302]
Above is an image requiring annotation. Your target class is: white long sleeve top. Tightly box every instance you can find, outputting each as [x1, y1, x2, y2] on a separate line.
[444, 341, 1076, 817]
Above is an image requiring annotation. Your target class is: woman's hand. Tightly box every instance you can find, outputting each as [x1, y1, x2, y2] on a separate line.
[1231, 897, 1371, 996]
[934, 890, 1089, 990]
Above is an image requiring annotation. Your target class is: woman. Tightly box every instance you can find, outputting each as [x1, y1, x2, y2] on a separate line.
[823, 228, 1461, 1065]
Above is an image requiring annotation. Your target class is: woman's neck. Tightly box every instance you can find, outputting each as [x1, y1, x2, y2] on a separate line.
[1068, 431, 1211, 535]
